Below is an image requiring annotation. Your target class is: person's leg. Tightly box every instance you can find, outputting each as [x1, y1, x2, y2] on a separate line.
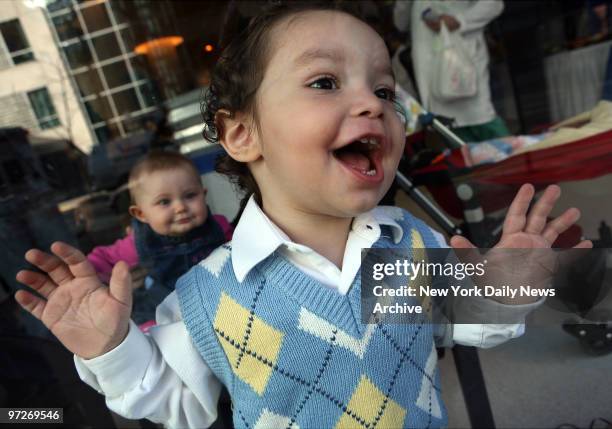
[453, 117, 511, 143]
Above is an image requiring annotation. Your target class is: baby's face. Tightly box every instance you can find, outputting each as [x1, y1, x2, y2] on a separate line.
[249, 10, 405, 218]
[131, 168, 208, 236]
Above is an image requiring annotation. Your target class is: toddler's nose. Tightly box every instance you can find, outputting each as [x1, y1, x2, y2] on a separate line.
[350, 88, 384, 119]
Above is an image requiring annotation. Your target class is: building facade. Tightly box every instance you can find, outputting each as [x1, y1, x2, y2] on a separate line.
[0, 0, 95, 153]
[0, 0, 224, 154]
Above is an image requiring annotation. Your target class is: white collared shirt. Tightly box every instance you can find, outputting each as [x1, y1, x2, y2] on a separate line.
[75, 198, 537, 429]
[231, 197, 445, 295]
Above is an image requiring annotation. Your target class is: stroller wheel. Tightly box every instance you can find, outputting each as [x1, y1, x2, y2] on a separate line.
[562, 312, 612, 356]
[580, 331, 612, 356]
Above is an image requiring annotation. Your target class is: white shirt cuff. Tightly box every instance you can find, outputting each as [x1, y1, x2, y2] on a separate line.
[74, 320, 153, 397]
[452, 298, 544, 348]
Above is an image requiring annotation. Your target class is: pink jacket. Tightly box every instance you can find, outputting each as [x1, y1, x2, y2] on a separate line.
[87, 214, 233, 283]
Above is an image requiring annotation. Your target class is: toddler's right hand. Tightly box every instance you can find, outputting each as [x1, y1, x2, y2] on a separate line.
[15, 242, 132, 360]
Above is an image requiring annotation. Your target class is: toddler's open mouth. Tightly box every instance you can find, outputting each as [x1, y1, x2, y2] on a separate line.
[333, 135, 384, 181]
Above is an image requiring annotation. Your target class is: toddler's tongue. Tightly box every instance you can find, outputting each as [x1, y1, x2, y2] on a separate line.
[336, 151, 371, 171]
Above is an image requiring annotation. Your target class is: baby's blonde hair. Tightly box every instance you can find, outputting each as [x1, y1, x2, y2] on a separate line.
[128, 151, 201, 203]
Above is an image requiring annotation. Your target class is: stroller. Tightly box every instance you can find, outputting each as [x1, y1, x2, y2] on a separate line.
[391, 96, 612, 428]
[397, 99, 612, 339]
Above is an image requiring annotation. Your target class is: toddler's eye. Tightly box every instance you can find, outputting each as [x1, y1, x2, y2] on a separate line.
[185, 192, 198, 199]
[157, 199, 170, 206]
[375, 87, 396, 101]
[309, 76, 338, 90]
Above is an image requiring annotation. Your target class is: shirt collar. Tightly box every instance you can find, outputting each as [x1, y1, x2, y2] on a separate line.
[230, 196, 405, 282]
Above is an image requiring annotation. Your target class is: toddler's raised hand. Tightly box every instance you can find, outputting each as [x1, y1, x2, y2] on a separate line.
[450, 184, 592, 251]
[449, 184, 592, 305]
[15, 242, 132, 359]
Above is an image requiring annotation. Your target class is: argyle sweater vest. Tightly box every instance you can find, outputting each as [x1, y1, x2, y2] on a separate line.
[176, 208, 448, 429]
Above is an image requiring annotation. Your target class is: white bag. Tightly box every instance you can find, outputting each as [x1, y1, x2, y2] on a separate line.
[431, 22, 478, 101]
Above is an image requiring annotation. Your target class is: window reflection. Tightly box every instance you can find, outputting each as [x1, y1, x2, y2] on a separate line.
[51, 11, 84, 41]
[90, 33, 121, 61]
[138, 80, 160, 107]
[0, 19, 35, 65]
[80, 3, 112, 33]
[83, 96, 113, 124]
[102, 60, 131, 88]
[63, 40, 93, 69]
[73, 69, 104, 97]
[93, 121, 120, 144]
[27, 88, 60, 130]
[112, 88, 139, 116]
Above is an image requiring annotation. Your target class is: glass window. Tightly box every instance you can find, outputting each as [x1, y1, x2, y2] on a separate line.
[121, 113, 149, 134]
[27, 88, 60, 130]
[52, 11, 84, 41]
[138, 80, 160, 107]
[73, 69, 105, 97]
[63, 40, 93, 69]
[102, 60, 131, 88]
[120, 28, 138, 51]
[93, 122, 120, 144]
[0, 19, 34, 65]
[1, 20, 30, 52]
[112, 87, 140, 116]
[80, 3, 112, 33]
[111, 4, 128, 25]
[130, 55, 150, 80]
[11, 51, 35, 64]
[90, 33, 121, 61]
[46, 0, 73, 14]
[84, 96, 113, 124]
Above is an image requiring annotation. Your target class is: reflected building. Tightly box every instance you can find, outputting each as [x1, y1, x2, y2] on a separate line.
[1, 0, 226, 153]
[45, 0, 183, 146]
[0, 0, 94, 152]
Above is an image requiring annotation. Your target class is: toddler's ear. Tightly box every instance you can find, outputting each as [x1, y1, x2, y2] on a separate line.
[216, 109, 261, 162]
[128, 205, 147, 224]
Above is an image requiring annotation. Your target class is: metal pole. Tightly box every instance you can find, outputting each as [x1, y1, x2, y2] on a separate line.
[395, 171, 463, 237]
[432, 118, 466, 149]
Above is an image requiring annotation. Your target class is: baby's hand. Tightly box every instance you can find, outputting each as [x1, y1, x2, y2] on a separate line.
[15, 242, 132, 359]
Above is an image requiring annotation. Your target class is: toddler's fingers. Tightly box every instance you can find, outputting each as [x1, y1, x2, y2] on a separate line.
[541, 207, 580, 245]
[50, 242, 97, 279]
[450, 235, 476, 249]
[25, 248, 74, 286]
[524, 185, 561, 235]
[109, 261, 132, 307]
[573, 240, 593, 249]
[16, 270, 57, 299]
[502, 184, 535, 235]
[14, 289, 46, 320]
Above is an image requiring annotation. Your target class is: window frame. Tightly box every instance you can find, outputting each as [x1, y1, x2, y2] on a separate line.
[27, 87, 61, 130]
[0, 19, 35, 66]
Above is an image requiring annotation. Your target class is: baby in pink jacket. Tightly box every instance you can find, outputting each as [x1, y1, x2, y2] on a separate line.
[87, 151, 233, 287]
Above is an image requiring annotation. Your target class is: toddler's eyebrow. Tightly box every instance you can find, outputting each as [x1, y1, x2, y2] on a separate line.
[293, 47, 394, 80]
[293, 48, 345, 68]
